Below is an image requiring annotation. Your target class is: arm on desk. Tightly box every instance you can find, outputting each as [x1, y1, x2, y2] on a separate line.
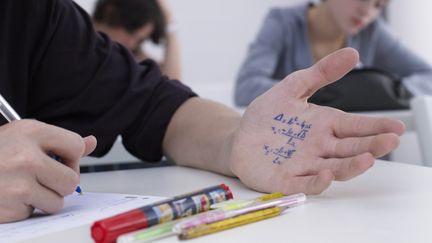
[163, 48, 405, 195]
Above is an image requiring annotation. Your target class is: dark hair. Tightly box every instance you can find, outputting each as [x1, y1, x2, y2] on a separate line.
[93, 0, 166, 44]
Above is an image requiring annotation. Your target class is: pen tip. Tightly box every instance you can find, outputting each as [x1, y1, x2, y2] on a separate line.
[76, 186, 83, 195]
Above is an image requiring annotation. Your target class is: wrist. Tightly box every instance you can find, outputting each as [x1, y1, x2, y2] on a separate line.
[218, 120, 242, 178]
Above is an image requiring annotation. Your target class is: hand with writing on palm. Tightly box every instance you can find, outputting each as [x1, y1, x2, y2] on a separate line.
[229, 48, 405, 195]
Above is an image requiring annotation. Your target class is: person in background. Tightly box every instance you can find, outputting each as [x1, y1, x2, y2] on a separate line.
[234, 0, 432, 106]
[93, 0, 182, 80]
[0, 0, 404, 223]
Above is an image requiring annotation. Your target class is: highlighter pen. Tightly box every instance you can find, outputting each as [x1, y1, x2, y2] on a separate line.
[210, 192, 285, 210]
[117, 193, 303, 243]
[173, 193, 306, 232]
[179, 200, 301, 240]
[91, 184, 233, 243]
[116, 220, 180, 243]
[0, 94, 83, 194]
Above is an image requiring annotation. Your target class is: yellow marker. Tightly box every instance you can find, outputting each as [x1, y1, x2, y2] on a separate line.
[258, 192, 285, 201]
[179, 207, 283, 240]
[211, 192, 285, 210]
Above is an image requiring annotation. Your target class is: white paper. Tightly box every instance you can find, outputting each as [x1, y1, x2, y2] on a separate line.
[0, 192, 166, 242]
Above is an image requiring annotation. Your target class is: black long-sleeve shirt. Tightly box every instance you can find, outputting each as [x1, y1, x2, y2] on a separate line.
[0, 0, 196, 161]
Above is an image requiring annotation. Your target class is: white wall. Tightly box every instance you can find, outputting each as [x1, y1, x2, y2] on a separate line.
[75, 0, 432, 84]
[386, 1, 432, 165]
[74, 0, 432, 88]
[387, 1, 432, 64]
[74, 0, 303, 88]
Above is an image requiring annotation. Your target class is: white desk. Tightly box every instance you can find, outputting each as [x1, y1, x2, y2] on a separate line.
[26, 160, 432, 243]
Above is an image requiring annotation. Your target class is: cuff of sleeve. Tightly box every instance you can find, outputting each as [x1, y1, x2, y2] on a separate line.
[122, 77, 197, 162]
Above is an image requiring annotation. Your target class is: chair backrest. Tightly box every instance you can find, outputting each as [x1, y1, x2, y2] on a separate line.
[411, 96, 432, 167]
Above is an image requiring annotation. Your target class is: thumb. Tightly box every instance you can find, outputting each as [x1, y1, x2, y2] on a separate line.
[280, 48, 359, 100]
[82, 135, 97, 157]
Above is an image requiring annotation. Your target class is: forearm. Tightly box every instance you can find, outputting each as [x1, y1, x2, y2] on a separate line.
[160, 32, 182, 80]
[163, 97, 240, 176]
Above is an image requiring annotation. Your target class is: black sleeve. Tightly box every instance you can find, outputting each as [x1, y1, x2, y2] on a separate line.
[1, 0, 196, 161]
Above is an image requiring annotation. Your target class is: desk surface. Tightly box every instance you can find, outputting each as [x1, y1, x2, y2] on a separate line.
[27, 160, 431, 243]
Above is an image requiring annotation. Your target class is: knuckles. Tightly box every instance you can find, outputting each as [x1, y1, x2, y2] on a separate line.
[11, 119, 45, 136]
[1, 144, 39, 173]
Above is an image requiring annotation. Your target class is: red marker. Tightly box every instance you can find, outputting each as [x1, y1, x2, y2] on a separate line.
[91, 184, 233, 243]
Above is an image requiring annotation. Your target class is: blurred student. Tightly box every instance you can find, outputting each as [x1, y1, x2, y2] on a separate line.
[93, 0, 181, 79]
[235, 0, 432, 106]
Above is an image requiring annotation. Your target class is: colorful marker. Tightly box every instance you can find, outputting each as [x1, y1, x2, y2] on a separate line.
[179, 199, 304, 240]
[210, 192, 285, 210]
[91, 184, 233, 243]
[116, 192, 288, 243]
[173, 193, 305, 232]
[116, 220, 179, 243]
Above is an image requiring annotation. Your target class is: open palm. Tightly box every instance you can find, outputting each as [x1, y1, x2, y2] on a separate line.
[229, 48, 405, 195]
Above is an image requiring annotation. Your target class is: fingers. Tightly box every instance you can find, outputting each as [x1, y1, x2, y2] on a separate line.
[334, 112, 405, 138]
[0, 120, 87, 223]
[35, 151, 80, 197]
[83, 135, 97, 156]
[38, 130, 85, 171]
[300, 153, 375, 181]
[328, 153, 375, 181]
[0, 202, 33, 223]
[27, 183, 64, 214]
[15, 120, 87, 172]
[280, 48, 359, 100]
[275, 170, 334, 195]
[0, 150, 78, 223]
[6, 179, 64, 217]
[51, 135, 97, 172]
[326, 133, 400, 158]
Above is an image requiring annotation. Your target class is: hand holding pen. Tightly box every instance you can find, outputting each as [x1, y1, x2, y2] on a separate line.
[0, 94, 96, 223]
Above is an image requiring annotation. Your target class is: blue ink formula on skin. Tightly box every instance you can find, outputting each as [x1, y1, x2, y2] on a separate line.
[264, 114, 311, 165]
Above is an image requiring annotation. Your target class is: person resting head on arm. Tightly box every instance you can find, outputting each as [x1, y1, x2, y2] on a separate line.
[92, 0, 181, 80]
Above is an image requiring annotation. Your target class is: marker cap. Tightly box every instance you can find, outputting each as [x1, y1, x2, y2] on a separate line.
[91, 209, 148, 243]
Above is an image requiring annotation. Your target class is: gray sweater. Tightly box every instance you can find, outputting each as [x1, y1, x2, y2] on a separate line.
[235, 3, 432, 106]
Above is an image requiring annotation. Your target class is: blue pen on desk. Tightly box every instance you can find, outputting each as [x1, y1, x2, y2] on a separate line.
[0, 94, 83, 194]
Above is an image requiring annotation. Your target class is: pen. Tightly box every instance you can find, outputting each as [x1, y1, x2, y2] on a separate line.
[210, 192, 285, 210]
[0, 94, 82, 194]
[116, 220, 179, 243]
[116, 192, 300, 243]
[178, 200, 299, 240]
[173, 193, 306, 232]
